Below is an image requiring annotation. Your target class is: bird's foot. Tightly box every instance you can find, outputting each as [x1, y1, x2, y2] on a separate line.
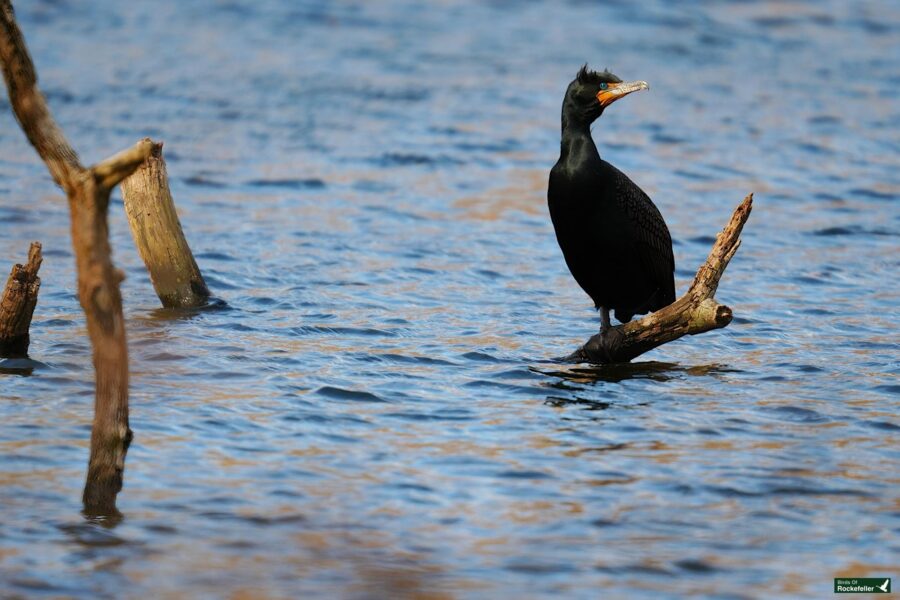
[583, 325, 625, 364]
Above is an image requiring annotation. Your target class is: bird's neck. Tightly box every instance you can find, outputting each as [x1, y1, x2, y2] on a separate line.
[559, 120, 600, 168]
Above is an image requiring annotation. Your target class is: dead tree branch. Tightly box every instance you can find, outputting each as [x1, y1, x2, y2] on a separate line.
[0, 241, 42, 357]
[120, 139, 211, 307]
[1, 0, 149, 514]
[571, 193, 753, 364]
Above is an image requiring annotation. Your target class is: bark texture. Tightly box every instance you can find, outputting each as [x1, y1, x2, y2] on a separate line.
[0, 241, 42, 357]
[571, 193, 753, 364]
[1, 0, 149, 514]
[120, 140, 210, 307]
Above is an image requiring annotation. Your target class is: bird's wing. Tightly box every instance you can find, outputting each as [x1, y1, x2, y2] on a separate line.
[613, 168, 676, 303]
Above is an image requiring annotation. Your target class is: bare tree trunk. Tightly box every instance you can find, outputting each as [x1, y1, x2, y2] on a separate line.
[0, 0, 151, 514]
[120, 140, 210, 308]
[571, 193, 754, 364]
[0, 241, 42, 358]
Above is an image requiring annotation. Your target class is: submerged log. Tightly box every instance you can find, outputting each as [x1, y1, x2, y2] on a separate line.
[0, 241, 42, 357]
[570, 193, 753, 364]
[120, 140, 210, 308]
[0, 0, 148, 514]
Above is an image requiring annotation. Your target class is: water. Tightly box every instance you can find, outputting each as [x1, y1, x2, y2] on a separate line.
[1, 0, 898, 597]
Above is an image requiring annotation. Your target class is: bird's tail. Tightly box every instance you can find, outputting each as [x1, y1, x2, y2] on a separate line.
[643, 281, 676, 313]
[613, 283, 676, 324]
[657, 277, 676, 309]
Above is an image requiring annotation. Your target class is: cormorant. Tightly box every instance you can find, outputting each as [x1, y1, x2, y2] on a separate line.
[548, 66, 675, 334]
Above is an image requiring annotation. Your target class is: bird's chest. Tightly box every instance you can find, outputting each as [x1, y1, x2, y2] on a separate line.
[549, 173, 632, 251]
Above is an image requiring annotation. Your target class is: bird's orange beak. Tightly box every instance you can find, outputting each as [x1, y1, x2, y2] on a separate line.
[597, 80, 650, 108]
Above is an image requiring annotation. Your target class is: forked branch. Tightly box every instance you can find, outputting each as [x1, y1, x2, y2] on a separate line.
[1, 0, 149, 514]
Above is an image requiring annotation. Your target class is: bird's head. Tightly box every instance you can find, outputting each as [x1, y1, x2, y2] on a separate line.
[562, 65, 649, 127]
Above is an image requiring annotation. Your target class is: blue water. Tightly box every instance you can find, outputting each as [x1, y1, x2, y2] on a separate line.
[1, 1, 898, 597]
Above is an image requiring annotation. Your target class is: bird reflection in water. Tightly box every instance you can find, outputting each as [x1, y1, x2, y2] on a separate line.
[537, 361, 737, 386]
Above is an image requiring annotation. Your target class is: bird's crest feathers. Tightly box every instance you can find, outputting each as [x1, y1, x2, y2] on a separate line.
[576, 64, 622, 85]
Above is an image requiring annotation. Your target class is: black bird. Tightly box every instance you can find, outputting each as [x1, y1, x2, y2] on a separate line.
[548, 66, 675, 334]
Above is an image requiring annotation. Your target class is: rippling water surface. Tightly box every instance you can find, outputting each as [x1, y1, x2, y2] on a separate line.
[1, 1, 898, 597]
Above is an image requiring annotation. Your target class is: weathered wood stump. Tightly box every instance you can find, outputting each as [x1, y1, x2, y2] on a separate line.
[0, 241, 42, 357]
[120, 140, 210, 308]
[570, 193, 753, 364]
[1, 0, 149, 514]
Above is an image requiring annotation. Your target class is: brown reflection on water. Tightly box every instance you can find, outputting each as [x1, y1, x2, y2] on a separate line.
[452, 168, 545, 221]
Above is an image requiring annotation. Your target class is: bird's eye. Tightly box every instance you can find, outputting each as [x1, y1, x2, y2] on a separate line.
[599, 82, 608, 90]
